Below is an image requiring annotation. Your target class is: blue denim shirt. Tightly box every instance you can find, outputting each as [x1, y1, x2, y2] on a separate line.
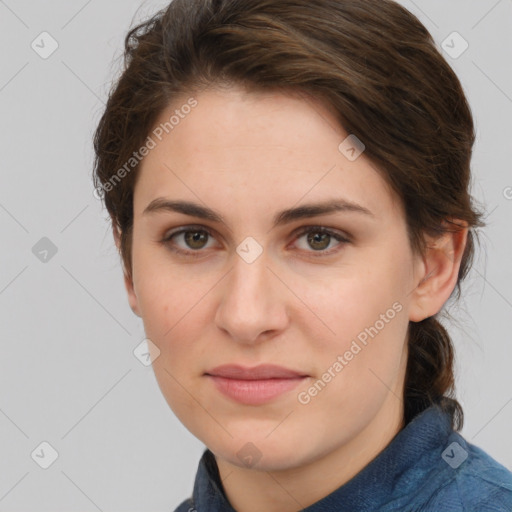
[174, 404, 512, 511]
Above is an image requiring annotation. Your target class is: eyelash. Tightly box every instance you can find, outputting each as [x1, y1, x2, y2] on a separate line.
[160, 225, 351, 259]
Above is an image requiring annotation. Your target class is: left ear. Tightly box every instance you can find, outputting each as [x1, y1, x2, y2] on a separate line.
[408, 219, 468, 322]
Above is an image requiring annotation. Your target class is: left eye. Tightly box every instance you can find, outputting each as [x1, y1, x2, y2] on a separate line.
[293, 226, 350, 255]
[161, 226, 350, 258]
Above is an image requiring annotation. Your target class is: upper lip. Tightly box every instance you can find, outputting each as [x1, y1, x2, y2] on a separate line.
[205, 364, 308, 380]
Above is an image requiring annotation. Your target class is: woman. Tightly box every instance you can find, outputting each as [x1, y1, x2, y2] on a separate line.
[92, 0, 512, 510]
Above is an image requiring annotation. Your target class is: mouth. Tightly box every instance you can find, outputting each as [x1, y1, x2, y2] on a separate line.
[204, 364, 309, 405]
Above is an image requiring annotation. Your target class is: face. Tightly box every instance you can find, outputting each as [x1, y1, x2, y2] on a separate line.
[123, 86, 426, 472]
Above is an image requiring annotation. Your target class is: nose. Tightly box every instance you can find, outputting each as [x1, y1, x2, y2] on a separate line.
[214, 250, 289, 345]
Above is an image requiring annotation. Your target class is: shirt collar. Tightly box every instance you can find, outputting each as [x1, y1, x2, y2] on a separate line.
[188, 404, 452, 511]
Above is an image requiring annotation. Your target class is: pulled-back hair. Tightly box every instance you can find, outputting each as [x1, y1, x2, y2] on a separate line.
[93, 0, 485, 430]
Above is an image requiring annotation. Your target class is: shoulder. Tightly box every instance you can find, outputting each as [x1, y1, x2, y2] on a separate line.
[421, 432, 512, 511]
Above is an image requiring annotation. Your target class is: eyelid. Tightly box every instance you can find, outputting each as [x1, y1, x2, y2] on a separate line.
[290, 224, 351, 242]
[162, 224, 223, 244]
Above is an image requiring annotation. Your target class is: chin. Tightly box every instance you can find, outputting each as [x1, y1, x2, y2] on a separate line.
[206, 432, 312, 473]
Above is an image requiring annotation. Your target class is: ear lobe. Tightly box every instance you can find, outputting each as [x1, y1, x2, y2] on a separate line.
[112, 223, 141, 318]
[123, 272, 142, 318]
[408, 221, 468, 322]
[112, 223, 122, 250]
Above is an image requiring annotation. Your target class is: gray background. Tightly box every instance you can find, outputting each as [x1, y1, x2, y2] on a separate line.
[0, 0, 511, 510]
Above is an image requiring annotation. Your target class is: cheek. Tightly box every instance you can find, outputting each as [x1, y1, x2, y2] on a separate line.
[295, 258, 408, 345]
[140, 286, 203, 353]
[133, 256, 200, 348]
[294, 286, 408, 432]
[136, 269, 211, 420]
[292, 253, 411, 395]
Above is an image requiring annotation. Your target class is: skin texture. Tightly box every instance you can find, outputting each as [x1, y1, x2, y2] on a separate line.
[114, 86, 468, 512]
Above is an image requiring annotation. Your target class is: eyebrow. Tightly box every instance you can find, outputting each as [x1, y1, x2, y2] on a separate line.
[142, 197, 374, 229]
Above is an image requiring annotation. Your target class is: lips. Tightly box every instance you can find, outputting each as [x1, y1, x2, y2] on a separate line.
[205, 364, 308, 380]
[204, 364, 309, 405]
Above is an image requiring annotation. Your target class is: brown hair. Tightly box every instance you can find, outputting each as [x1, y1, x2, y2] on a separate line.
[93, 0, 485, 430]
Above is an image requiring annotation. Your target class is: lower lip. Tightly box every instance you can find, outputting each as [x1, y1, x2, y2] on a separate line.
[206, 375, 308, 405]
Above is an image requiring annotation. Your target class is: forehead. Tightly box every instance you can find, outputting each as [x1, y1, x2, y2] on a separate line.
[134, 86, 402, 222]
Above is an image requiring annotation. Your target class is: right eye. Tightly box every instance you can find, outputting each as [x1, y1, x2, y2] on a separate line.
[161, 225, 218, 258]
